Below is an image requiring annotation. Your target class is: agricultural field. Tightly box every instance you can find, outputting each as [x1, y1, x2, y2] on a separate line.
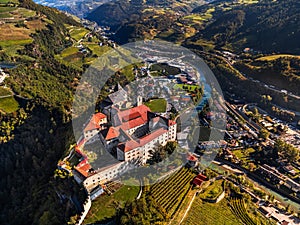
[183, 198, 242, 225]
[0, 5, 43, 56]
[0, 6, 15, 13]
[0, 6, 36, 20]
[55, 46, 84, 69]
[0, 23, 31, 40]
[229, 197, 275, 225]
[144, 98, 167, 113]
[84, 185, 139, 224]
[149, 167, 195, 217]
[0, 82, 18, 114]
[183, 14, 206, 25]
[85, 43, 110, 56]
[183, 7, 215, 26]
[69, 27, 89, 41]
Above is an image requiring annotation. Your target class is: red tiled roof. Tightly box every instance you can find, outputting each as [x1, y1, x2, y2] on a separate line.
[118, 140, 140, 152]
[187, 154, 197, 162]
[75, 146, 86, 158]
[77, 158, 88, 167]
[114, 105, 150, 131]
[75, 167, 89, 178]
[118, 128, 168, 153]
[193, 178, 203, 186]
[118, 105, 150, 122]
[122, 111, 141, 122]
[105, 127, 120, 140]
[169, 120, 176, 126]
[75, 161, 92, 178]
[140, 128, 168, 146]
[196, 174, 207, 181]
[84, 112, 107, 132]
[77, 162, 91, 171]
[120, 117, 146, 130]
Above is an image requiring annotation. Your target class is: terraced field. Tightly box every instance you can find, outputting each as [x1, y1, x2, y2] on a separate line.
[69, 27, 89, 41]
[230, 197, 256, 225]
[150, 167, 195, 217]
[0, 4, 43, 56]
[183, 198, 242, 225]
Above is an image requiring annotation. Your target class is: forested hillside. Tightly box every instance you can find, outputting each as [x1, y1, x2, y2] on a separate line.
[196, 0, 300, 53]
[84, 0, 300, 122]
[87, 0, 300, 54]
[1, 0, 300, 224]
[86, 0, 205, 32]
[0, 0, 89, 224]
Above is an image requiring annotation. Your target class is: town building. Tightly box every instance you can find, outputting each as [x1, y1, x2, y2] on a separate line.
[100, 99, 177, 164]
[73, 86, 177, 191]
[83, 112, 107, 142]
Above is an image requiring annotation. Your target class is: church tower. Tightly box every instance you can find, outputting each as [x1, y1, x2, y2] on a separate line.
[137, 95, 143, 106]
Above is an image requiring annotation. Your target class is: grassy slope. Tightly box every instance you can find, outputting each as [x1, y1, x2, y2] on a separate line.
[0, 96, 19, 113]
[84, 185, 139, 224]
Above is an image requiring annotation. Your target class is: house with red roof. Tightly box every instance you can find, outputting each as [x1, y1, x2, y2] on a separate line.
[83, 112, 107, 143]
[99, 98, 177, 164]
[192, 173, 208, 187]
[73, 88, 177, 191]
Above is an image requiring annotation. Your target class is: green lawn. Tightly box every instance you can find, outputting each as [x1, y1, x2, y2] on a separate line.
[84, 185, 139, 224]
[183, 198, 242, 225]
[144, 98, 167, 113]
[0, 96, 19, 113]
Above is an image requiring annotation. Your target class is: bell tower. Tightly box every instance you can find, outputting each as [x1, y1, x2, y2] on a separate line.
[137, 95, 143, 106]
